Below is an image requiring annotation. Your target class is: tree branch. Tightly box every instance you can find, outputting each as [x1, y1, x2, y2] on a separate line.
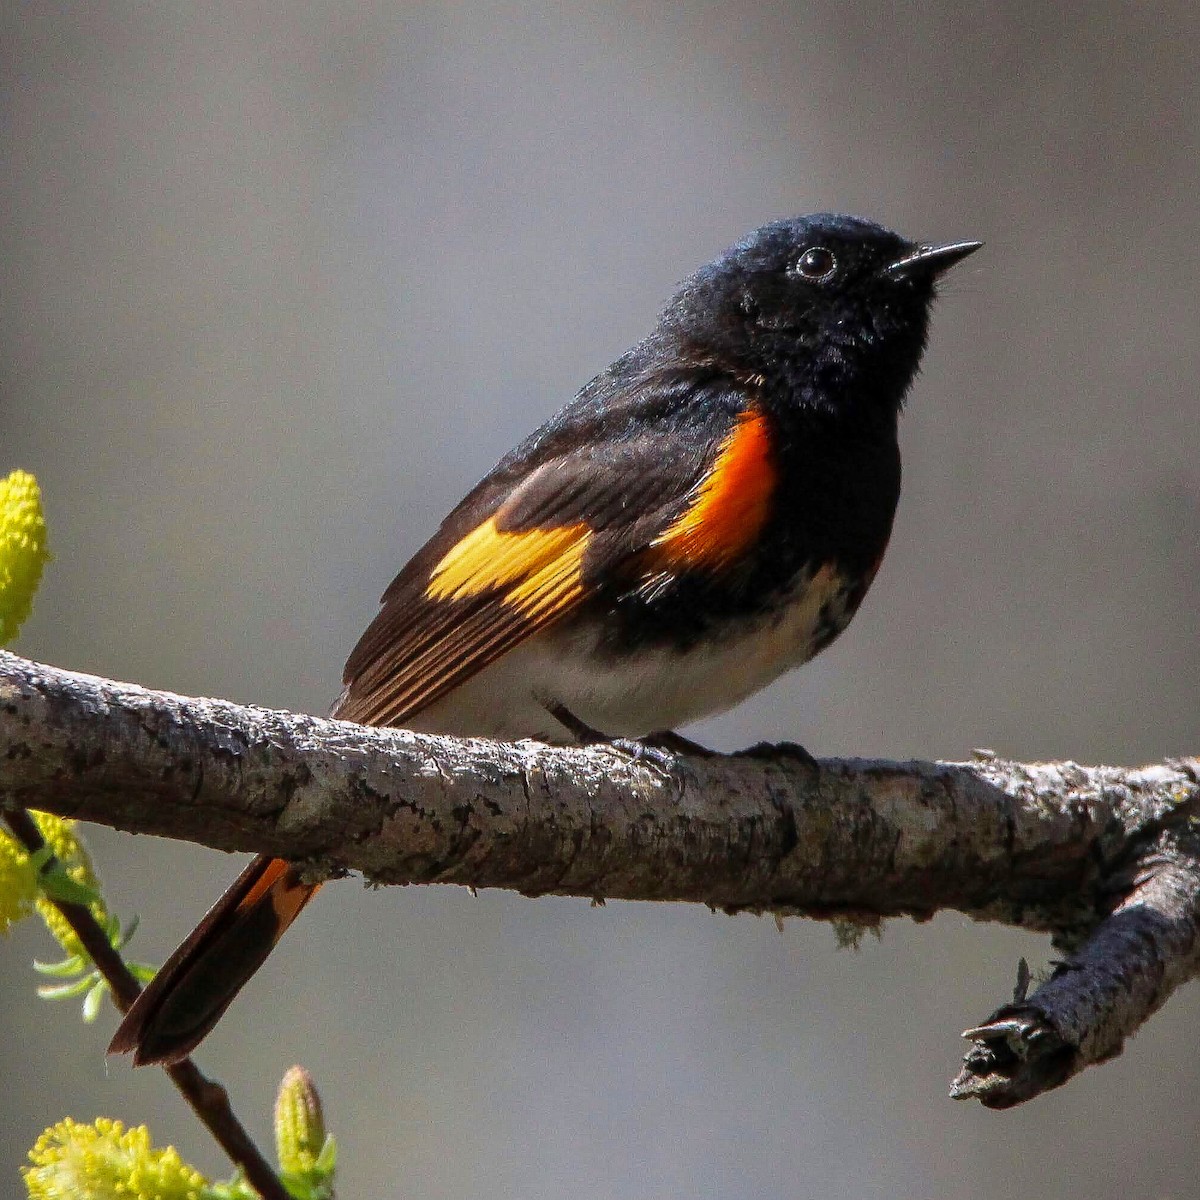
[1, 650, 1197, 1106]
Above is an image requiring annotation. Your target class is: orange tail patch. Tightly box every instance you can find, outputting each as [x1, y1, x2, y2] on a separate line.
[108, 855, 320, 1065]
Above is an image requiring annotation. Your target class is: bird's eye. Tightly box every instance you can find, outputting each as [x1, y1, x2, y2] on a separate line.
[794, 246, 836, 282]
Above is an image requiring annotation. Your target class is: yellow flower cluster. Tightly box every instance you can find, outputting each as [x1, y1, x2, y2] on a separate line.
[0, 813, 101, 940]
[0, 468, 50, 646]
[0, 809, 109, 950]
[0, 832, 39, 933]
[31, 814, 94, 879]
[22, 1069, 337, 1199]
[0, 469, 55, 930]
[32, 812, 106, 958]
[23, 1118, 211, 1200]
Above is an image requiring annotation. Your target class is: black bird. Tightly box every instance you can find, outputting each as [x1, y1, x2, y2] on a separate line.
[111, 213, 980, 1065]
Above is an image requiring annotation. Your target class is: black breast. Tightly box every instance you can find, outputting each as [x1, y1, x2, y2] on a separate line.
[589, 407, 901, 656]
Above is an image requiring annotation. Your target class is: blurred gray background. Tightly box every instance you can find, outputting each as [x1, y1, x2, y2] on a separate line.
[2, 2, 1198, 1197]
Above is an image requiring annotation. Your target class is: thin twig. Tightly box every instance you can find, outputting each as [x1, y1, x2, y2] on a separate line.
[1, 805, 291, 1200]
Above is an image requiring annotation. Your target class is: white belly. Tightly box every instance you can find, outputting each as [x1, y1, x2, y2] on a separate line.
[408, 564, 849, 742]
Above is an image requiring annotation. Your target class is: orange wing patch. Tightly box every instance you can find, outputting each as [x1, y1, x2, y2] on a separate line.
[426, 517, 591, 617]
[649, 408, 775, 571]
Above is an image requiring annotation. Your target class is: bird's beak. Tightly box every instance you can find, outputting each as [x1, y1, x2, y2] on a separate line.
[885, 240, 982, 280]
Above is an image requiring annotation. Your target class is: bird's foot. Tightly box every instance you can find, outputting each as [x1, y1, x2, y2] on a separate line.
[607, 737, 679, 772]
[545, 704, 695, 771]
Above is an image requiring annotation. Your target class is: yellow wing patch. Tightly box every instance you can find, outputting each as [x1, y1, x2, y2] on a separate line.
[649, 408, 775, 571]
[426, 517, 591, 617]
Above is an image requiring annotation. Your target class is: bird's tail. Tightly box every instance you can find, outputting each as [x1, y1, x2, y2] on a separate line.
[108, 854, 320, 1065]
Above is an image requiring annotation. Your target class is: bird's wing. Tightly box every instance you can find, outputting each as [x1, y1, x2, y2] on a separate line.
[332, 383, 777, 728]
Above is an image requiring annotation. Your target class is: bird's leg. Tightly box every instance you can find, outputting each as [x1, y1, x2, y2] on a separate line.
[641, 729, 717, 758]
[546, 702, 804, 767]
[543, 703, 684, 770]
[544, 701, 606, 743]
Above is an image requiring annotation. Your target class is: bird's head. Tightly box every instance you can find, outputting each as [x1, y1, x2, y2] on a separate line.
[667, 213, 980, 414]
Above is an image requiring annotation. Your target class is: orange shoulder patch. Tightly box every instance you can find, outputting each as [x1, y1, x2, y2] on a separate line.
[649, 408, 775, 571]
[426, 517, 591, 617]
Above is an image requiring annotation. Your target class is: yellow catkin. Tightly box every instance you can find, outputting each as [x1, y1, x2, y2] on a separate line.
[23, 1117, 210, 1200]
[0, 831, 39, 933]
[0, 469, 50, 646]
[29, 813, 108, 956]
[0, 813, 100, 940]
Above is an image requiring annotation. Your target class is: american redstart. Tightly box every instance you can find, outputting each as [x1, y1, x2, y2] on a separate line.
[110, 213, 979, 1064]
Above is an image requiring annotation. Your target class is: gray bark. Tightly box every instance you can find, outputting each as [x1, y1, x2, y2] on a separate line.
[1, 650, 1197, 1107]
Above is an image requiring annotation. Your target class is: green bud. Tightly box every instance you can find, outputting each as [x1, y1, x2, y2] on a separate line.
[275, 1066, 336, 1200]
